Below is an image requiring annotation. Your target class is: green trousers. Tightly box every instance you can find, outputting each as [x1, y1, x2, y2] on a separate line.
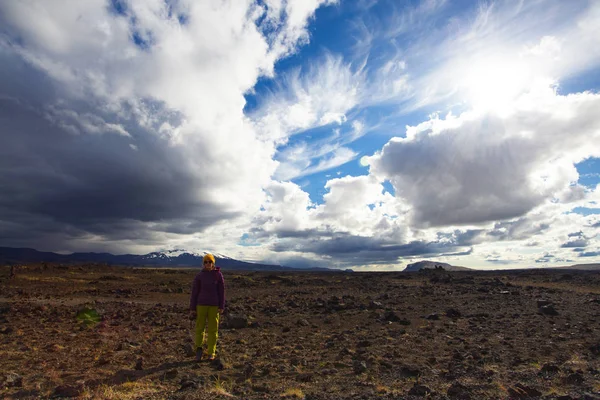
[195, 305, 220, 356]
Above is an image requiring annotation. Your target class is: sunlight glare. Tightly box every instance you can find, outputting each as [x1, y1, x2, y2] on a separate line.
[461, 56, 530, 113]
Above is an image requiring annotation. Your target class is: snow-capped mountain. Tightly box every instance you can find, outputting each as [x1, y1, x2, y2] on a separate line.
[145, 249, 232, 260]
[140, 249, 234, 265]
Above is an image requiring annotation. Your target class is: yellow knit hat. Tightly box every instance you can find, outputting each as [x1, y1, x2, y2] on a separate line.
[203, 253, 215, 264]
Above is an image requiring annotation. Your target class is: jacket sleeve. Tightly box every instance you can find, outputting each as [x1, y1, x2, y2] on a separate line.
[217, 272, 225, 310]
[190, 274, 200, 310]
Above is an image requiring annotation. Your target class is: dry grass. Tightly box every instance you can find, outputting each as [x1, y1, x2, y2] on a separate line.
[374, 384, 403, 395]
[82, 381, 167, 400]
[543, 386, 568, 397]
[281, 387, 305, 398]
[564, 353, 588, 370]
[492, 382, 509, 398]
[18, 276, 89, 283]
[209, 376, 234, 397]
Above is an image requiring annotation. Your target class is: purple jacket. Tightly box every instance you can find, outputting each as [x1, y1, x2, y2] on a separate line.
[189, 267, 225, 310]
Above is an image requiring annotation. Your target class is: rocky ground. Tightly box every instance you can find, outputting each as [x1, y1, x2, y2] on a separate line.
[1, 263, 600, 399]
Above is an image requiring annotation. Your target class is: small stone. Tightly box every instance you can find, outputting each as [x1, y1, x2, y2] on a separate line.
[53, 384, 82, 398]
[537, 299, 552, 308]
[564, 372, 584, 385]
[447, 382, 470, 399]
[539, 363, 560, 377]
[507, 384, 542, 398]
[320, 368, 338, 375]
[408, 384, 432, 396]
[353, 360, 367, 374]
[212, 358, 225, 371]
[399, 365, 421, 378]
[181, 343, 195, 357]
[178, 378, 202, 391]
[383, 310, 400, 322]
[369, 301, 383, 309]
[296, 372, 314, 382]
[225, 314, 248, 329]
[161, 369, 178, 380]
[4, 373, 23, 388]
[445, 309, 462, 318]
[539, 304, 559, 316]
[251, 383, 270, 393]
[0, 326, 13, 335]
[590, 343, 600, 356]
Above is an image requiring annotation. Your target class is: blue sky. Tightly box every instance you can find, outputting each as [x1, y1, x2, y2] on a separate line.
[0, 0, 599, 270]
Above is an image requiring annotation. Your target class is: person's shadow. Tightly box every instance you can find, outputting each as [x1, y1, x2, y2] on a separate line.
[108, 360, 198, 385]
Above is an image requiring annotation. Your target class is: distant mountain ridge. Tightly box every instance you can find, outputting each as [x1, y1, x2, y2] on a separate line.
[3, 247, 598, 272]
[0, 247, 332, 272]
[403, 260, 472, 272]
[557, 263, 600, 271]
[404, 260, 600, 272]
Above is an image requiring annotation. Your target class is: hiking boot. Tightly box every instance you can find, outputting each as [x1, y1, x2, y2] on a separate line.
[207, 354, 216, 361]
[195, 348, 203, 362]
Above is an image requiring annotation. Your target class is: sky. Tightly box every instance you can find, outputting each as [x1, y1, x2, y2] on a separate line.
[0, 0, 599, 271]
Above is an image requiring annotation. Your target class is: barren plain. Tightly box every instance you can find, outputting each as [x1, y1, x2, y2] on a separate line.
[1, 263, 600, 399]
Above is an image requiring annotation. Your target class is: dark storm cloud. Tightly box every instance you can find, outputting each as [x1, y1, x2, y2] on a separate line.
[0, 53, 237, 252]
[266, 255, 324, 270]
[438, 247, 473, 257]
[249, 224, 476, 266]
[485, 259, 514, 265]
[487, 218, 550, 241]
[535, 253, 555, 263]
[579, 251, 600, 257]
[561, 239, 588, 248]
[249, 227, 325, 239]
[269, 232, 468, 266]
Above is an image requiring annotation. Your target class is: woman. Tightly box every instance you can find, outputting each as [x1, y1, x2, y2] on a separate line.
[189, 253, 225, 361]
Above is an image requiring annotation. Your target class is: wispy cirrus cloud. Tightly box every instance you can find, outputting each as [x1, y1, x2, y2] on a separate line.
[251, 53, 365, 143]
